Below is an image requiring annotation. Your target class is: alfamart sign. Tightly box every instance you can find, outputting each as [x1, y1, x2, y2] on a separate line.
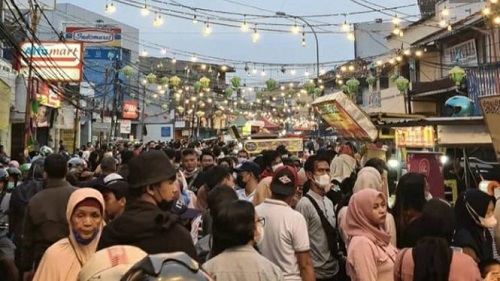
[19, 42, 83, 82]
[65, 27, 122, 47]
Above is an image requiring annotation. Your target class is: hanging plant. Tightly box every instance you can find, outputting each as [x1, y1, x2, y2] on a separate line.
[366, 74, 377, 86]
[214, 110, 223, 117]
[146, 73, 157, 84]
[200, 77, 211, 89]
[159, 76, 169, 86]
[304, 81, 316, 95]
[161, 103, 169, 110]
[314, 88, 323, 98]
[395, 76, 410, 94]
[390, 74, 399, 83]
[196, 111, 205, 118]
[121, 65, 133, 77]
[266, 78, 277, 92]
[130, 93, 137, 98]
[230, 76, 241, 89]
[256, 91, 264, 100]
[193, 81, 202, 93]
[145, 100, 152, 106]
[341, 85, 349, 94]
[224, 87, 234, 98]
[346, 77, 360, 94]
[170, 76, 181, 88]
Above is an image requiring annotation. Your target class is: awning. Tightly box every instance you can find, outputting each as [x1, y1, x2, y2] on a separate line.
[409, 78, 456, 98]
[256, 115, 281, 130]
[227, 115, 247, 128]
[374, 116, 485, 128]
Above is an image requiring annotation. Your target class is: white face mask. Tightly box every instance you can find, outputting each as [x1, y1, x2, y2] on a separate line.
[237, 158, 247, 164]
[271, 163, 284, 172]
[255, 224, 265, 245]
[425, 191, 433, 201]
[314, 174, 331, 192]
[481, 216, 498, 228]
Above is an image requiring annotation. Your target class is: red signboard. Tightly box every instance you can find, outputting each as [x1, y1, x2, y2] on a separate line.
[407, 152, 445, 199]
[122, 100, 138, 119]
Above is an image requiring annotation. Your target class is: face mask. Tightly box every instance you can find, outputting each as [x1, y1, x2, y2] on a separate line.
[271, 163, 283, 172]
[255, 224, 265, 246]
[153, 187, 174, 212]
[236, 175, 246, 189]
[73, 229, 99, 245]
[7, 182, 15, 190]
[314, 174, 331, 192]
[237, 158, 247, 164]
[425, 191, 433, 201]
[481, 216, 497, 228]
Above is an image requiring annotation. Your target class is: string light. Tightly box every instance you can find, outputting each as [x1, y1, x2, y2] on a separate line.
[141, 50, 148, 56]
[291, 69, 296, 75]
[193, 14, 198, 24]
[105, 1, 116, 14]
[347, 32, 355, 41]
[392, 14, 401, 25]
[153, 13, 164, 27]
[252, 25, 260, 43]
[291, 23, 300, 34]
[261, 68, 266, 76]
[241, 15, 249, 32]
[141, 2, 149, 16]
[393, 26, 401, 35]
[172, 57, 177, 64]
[203, 22, 212, 36]
[415, 50, 423, 57]
[305, 70, 310, 76]
[483, 7, 492, 16]
[160, 48, 167, 55]
[403, 49, 411, 56]
[439, 18, 447, 28]
[447, 24, 452, 31]
[348, 65, 355, 71]
[494, 16, 500, 25]
[441, 5, 449, 16]
[341, 20, 350, 32]
[301, 32, 306, 47]
[191, 55, 197, 62]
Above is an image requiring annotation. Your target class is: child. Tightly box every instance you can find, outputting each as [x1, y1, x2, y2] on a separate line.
[479, 259, 500, 281]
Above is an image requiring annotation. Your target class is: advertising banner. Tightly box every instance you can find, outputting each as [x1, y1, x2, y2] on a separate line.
[243, 138, 303, 154]
[0, 81, 10, 131]
[84, 47, 121, 60]
[19, 42, 83, 82]
[60, 129, 75, 153]
[35, 79, 61, 108]
[65, 27, 122, 47]
[312, 91, 378, 141]
[119, 119, 131, 134]
[407, 152, 445, 199]
[122, 100, 138, 119]
[479, 94, 500, 160]
[395, 126, 435, 148]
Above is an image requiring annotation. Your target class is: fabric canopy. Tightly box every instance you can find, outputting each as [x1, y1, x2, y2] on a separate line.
[256, 115, 281, 130]
[227, 115, 247, 128]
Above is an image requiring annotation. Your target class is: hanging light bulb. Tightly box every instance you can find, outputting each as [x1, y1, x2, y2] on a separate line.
[241, 15, 249, 32]
[376, 60, 383, 66]
[291, 69, 296, 75]
[392, 14, 401, 25]
[110, 1, 116, 13]
[483, 7, 492, 15]
[252, 67, 257, 74]
[347, 32, 355, 41]
[342, 20, 350, 32]
[191, 55, 197, 62]
[141, 50, 148, 56]
[193, 14, 198, 24]
[399, 30, 404, 37]
[393, 26, 401, 35]
[172, 57, 177, 64]
[305, 70, 310, 76]
[415, 50, 423, 57]
[203, 22, 212, 36]
[301, 32, 306, 47]
[492, 0, 498, 4]
[447, 24, 452, 31]
[495, 16, 500, 25]
[141, 3, 149, 16]
[160, 48, 167, 55]
[403, 49, 411, 56]
[153, 13, 163, 27]
[441, 6, 449, 16]
[439, 18, 447, 28]
[261, 68, 266, 76]
[252, 25, 260, 43]
[291, 23, 300, 34]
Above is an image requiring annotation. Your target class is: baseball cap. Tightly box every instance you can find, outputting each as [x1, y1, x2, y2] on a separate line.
[102, 173, 129, 198]
[77, 245, 147, 281]
[234, 161, 262, 179]
[271, 165, 298, 196]
[170, 199, 202, 219]
[128, 150, 178, 188]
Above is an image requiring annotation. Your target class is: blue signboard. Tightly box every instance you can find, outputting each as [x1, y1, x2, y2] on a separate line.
[84, 47, 121, 60]
[161, 126, 172, 138]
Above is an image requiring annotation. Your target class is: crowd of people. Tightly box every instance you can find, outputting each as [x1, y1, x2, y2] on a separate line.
[0, 139, 498, 280]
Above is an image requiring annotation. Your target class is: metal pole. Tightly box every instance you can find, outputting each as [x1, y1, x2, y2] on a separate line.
[140, 85, 146, 141]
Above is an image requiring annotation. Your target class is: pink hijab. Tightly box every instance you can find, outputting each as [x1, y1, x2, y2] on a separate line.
[346, 188, 391, 246]
[352, 167, 383, 193]
[33, 188, 105, 281]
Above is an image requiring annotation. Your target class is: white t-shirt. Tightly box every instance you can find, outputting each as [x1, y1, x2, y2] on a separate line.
[256, 198, 310, 281]
[236, 188, 255, 203]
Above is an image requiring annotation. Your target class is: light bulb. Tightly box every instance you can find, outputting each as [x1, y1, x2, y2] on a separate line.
[141, 5, 149, 16]
[399, 30, 404, 37]
[191, 55, 197, 62]
[447, 24, 452, 31]
[291, 23, 299, 34]
[389, 58, 396, 64]
[160, 48, 167, 55]
[153, 14, 163, 27]
[415, 50, 423, 57]
[302, 35, 306, 47]
[241, 21, 249, 32]
[492, 0, 498, 3]
[376, 60, 383, 66]
[393, 27, 401, 35]
[396, 56, 402, 62]
[403, 49, 411, 56]
[261, 70, 266, 76]
[483, 7, 492, 15]
[291, 69, 296, 75]
[441, 7, 449, 16]
[141, 50, 148, 56]
[305, 71, 310, 76]
[495, 16, 500, 25]
[203, 23, 212, 36]
[439, 19, 447, 28]
[172, 57, 177, 64]
[252, 28, 260, 43]
[348, 65, 355, 71]
[342, 21, 350, 32]
[392, 14, 401, 25]
[347, 32, 355, 41]
[252, 68, 257, 74]
[193, 15, 198, 24]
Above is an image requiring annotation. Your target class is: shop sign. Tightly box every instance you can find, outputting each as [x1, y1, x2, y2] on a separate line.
[443, 39, 478, 68]
[122, 100, 138, 119]
[243, 138, 303, 154]
[312, 91, 378, 141]
[60, 129, 75, 153]
[119, 119, 131, 134]
[395, 126, 435, 148]
[479, 94, 500, 160]
[35, 79, 61, 108]
[19, 42, 83, 82]
[407, 152, 445, 199]
[65, 27, 122, 47]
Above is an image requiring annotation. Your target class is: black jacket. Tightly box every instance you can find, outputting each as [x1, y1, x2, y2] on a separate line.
[97, 200, 199, 261]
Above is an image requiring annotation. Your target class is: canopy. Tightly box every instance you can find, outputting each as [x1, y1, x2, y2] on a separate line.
[256, 115, 281, 130]
[227, 115, 247, 128]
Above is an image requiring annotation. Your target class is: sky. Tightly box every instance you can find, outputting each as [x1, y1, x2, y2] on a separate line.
[58, 0, 419, 86]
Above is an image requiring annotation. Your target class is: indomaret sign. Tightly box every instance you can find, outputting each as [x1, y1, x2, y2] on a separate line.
[65, 27, 122, 47]
[19, 42, 83, 82]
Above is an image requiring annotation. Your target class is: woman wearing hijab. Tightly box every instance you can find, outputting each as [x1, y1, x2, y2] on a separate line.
[330, 143, 357, 183]
[394, 199, 481, 281]
[33, 188, 105, 281]
[453, 189, 496, 263]
[346, 188, 397, 281]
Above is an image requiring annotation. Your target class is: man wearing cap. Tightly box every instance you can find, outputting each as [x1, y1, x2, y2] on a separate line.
[234, 161, 261, 202]
[97, 150, 198, 261]
[256, 166, 315, 281]
[101, 173, 129, 221]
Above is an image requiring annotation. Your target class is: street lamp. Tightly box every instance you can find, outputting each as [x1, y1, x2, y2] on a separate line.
[139, 77, 148, 141]
[276, 11, 320, 100]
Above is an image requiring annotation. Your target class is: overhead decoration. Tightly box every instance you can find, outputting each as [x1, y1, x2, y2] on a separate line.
[304, 81, 316, 95]
[170, 76, 181, 89]
[449, 66, 466, 86]
[196, 111, 205, 118]
[266, 78, 277, 92]
[159, 76, 169, 86]
[224, 87, 234, 98]
[122, 65, 133, 77]
[161, 103, 169, 110]
[346, 77, 360, 94]
[230, 76, 241, 89]
[200, 77, 211, 89]
[193, 81, 202, 93]
[177, 106, 185, 114]
[366, 74, 377, 86]
[146, 73, 157, 84]
[395, 76, 410, 95]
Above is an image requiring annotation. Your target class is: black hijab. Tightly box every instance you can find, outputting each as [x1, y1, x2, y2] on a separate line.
[411, 199, 455, 281]
[453, 189, 495, 262]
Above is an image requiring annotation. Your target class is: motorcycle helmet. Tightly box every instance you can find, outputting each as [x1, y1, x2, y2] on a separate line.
[0, 169, 8, 183]
[6, 167, 21, 179]
[120, 252, 212, 281]
[39, 146, 53, 157]
[445, 95, 475, 117]
[19, 163, 31, 174]
[68, 157, 84, 169]
[8, 160, 19, 168]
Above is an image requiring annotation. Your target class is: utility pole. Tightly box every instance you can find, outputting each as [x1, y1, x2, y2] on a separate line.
[109, 59, 121, 145]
